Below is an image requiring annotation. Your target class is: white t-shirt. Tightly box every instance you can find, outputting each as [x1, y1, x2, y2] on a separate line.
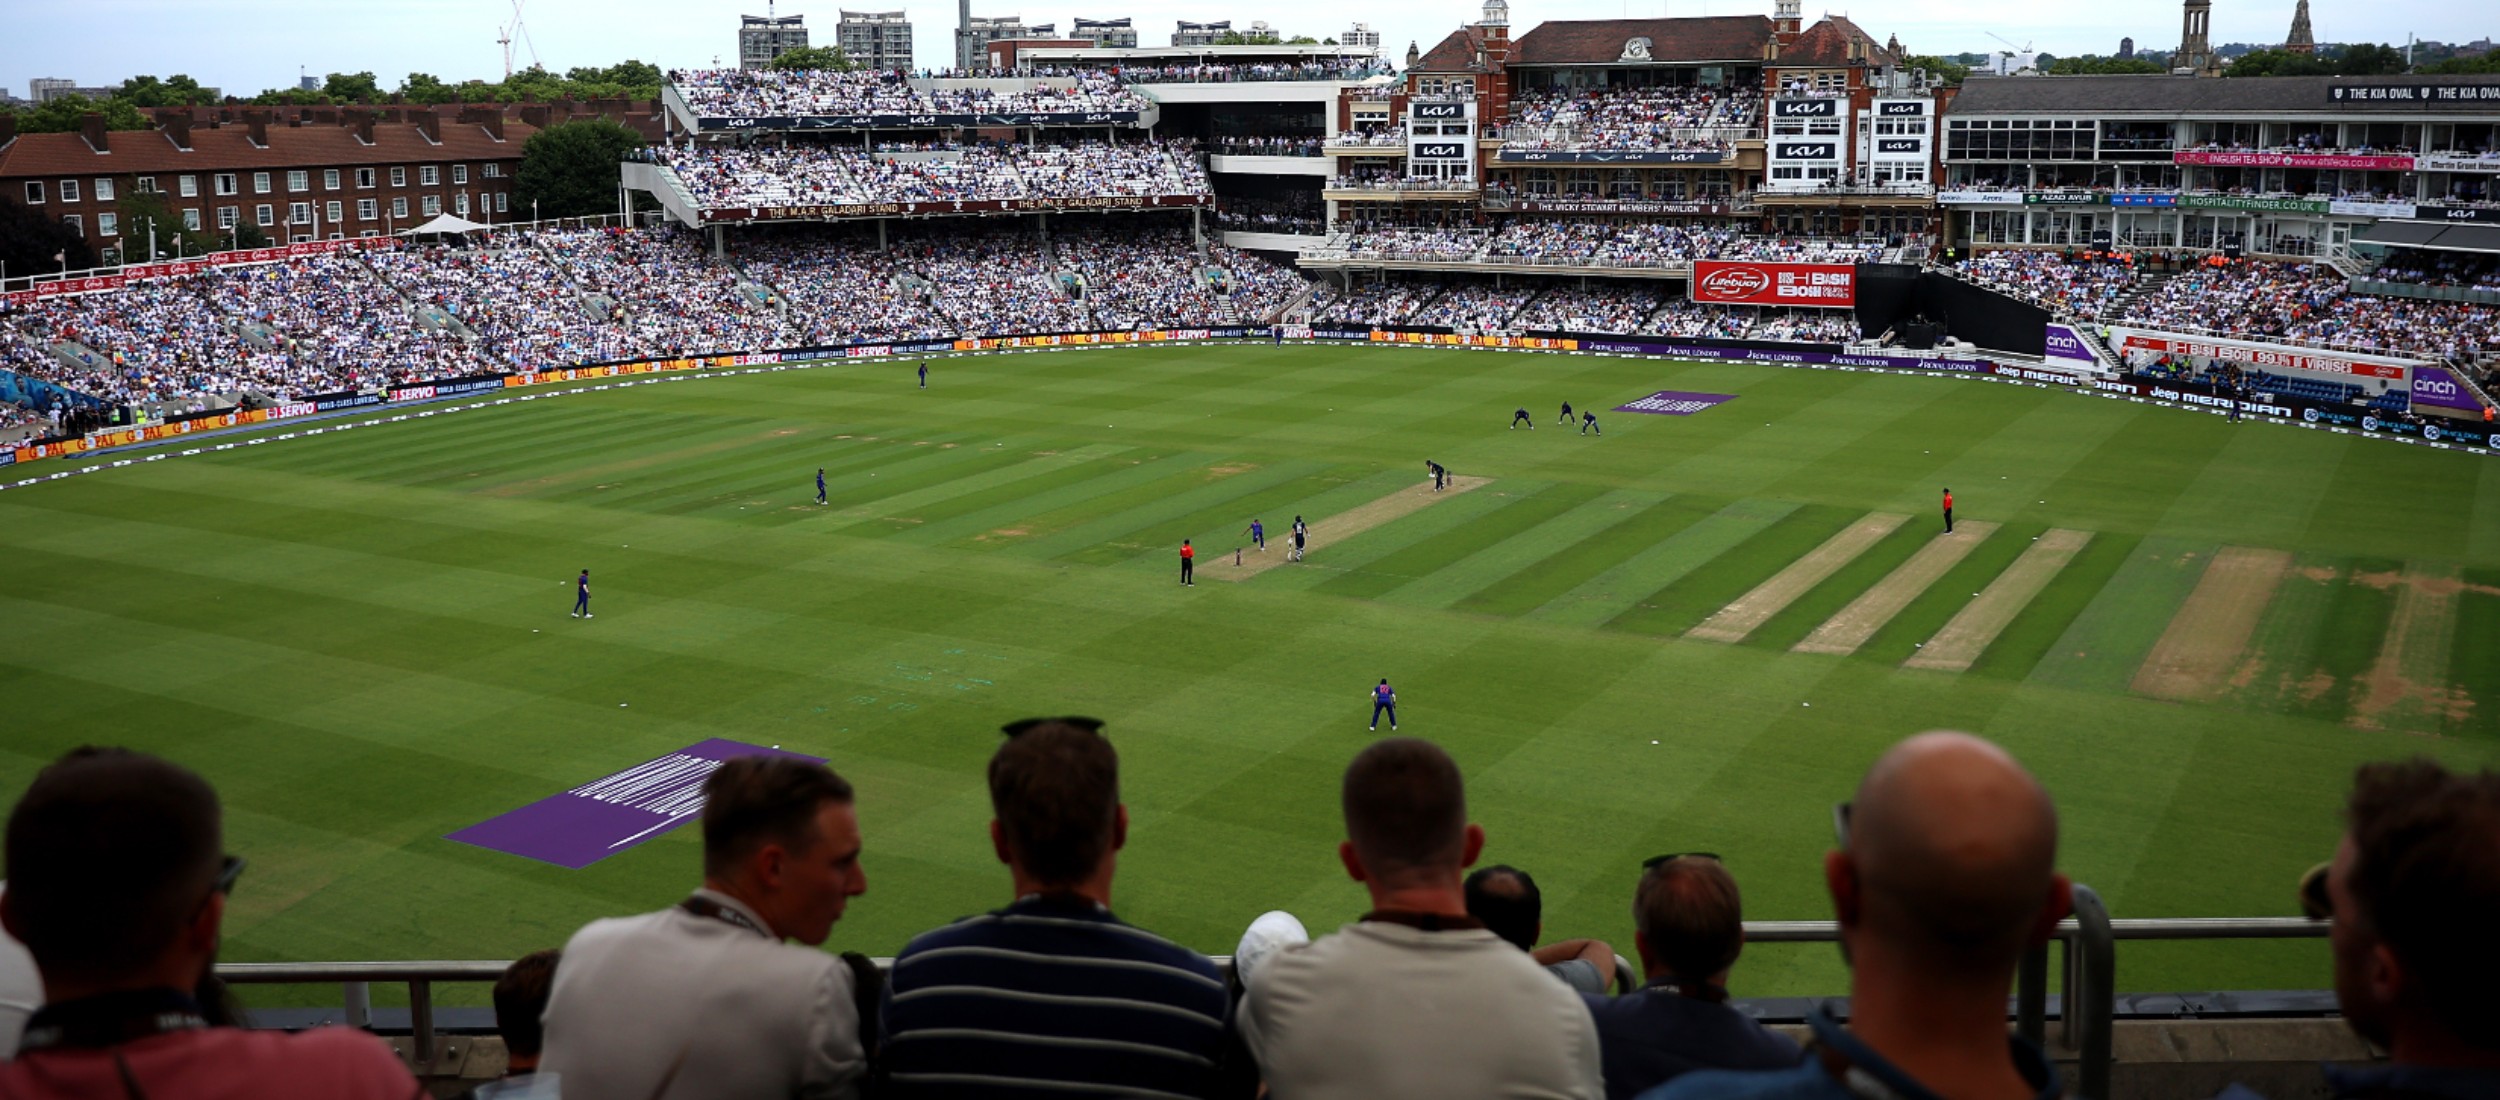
[0, 885, 39, 1058]
[1240, 919, 1603, 1100]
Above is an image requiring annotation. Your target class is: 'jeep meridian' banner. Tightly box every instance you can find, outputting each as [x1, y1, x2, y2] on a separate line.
[1690, 261, 1856, 309]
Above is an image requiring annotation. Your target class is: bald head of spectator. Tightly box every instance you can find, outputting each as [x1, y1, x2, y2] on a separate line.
[1829, 732, 2066, 984]
[1339, 738, 1484, 900]
[2329, 758, 2500, 1066]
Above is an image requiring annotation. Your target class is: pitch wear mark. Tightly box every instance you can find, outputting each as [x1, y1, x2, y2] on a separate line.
[1794, 522, 2000, 655]
[445, 739, 824, 868]
[1219, 476, 1491, 581]
[2132, 547, 2294, 702]
[1614, 391, 1738, 416]
[2349, 563, 2472, 731]
[1906, 529, 2093, 672]
[1686, 512, 1910, 643]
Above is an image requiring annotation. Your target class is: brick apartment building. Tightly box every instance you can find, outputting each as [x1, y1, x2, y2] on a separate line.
[0, 101, 655, 263]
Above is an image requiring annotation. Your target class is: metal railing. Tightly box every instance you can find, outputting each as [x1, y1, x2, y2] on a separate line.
[216, 889, 2329, 1096]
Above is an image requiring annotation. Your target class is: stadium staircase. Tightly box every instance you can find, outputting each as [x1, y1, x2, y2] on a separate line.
[2105, 270, 2174, 323]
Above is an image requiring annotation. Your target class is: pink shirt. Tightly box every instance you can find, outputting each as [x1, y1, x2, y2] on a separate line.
[0, 1026, 418, 1100]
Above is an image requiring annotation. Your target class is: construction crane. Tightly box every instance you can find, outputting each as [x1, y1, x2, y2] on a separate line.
[499, 0, 541, 78]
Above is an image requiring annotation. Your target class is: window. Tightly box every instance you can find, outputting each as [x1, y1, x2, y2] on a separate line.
[289, 201, 312, 225]
[390, 166, 407, 187]
[23, 181, 42, 204]
[454, 192, 470, 215]
[452, 164, 468, 184]
[326, 200, 342, 224]
[97, 212, 117, 236]
[255, 204, 275, 227]
[94, 179, 115, 202]
[59, 180, 79, 203]
[136, 176, 159, 193]
[214, 173, 237, 196]
[182, 208, 202, 231]
[419, 165, 440, 186]
[356, 167, 375, 188]
[323, 169, 341, 190]
[286, 170, 308, 192]
[357, 198, 377, 220]
[61, 215, 81, 236]
[421, 195, 440, 215]
[217, 206, 238, 229]
[179, 175, 198, 197]
[483, 163, 502, 178]
[253, 171, 271, 193]
[495, 191, 508, 213]
[391, 197, 409, 218]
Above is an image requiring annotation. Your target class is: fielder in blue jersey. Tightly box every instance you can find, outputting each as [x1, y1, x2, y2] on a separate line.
[572, 569, 592, 619]
[1244, 518, 1265, 551]
[1369, 679, 1398, 731]
[815, 467, 827, 504]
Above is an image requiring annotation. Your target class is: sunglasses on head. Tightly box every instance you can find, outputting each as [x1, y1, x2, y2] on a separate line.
[1000, 716, 1106, 738]
[1642, 852, 1721, 870]
[1832, 801, 1853, 849]
[208, 855, 246, 901]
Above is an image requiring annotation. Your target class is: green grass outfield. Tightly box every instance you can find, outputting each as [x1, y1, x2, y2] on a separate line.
[5, 340, 2499, 1001]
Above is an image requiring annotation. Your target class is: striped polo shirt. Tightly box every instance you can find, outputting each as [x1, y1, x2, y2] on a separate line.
[879, 893, 1233, 1099]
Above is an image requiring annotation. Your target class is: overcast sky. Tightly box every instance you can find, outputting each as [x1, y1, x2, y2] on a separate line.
[4, 0, 2490, 99]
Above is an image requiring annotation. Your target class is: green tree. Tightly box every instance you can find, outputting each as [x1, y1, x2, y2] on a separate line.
[767, 45, 854, 71]
[10, 94, 152, 133]
[514, 118, 643, 219]
[2422, 51, 2500, 74]
[0, 198, 99, 275]
[2226, 47, 2337, 77]
[2047, 55, 2165, 75]
[1902, 54, 1972, 85]
[399, 72, 462, 104]
[114, 189, 222, 259]
[2334, 43, 2407, 75]
[247, 86, 332, 105]
[323, 71, 384, 102]
[227, 218, 272, 250]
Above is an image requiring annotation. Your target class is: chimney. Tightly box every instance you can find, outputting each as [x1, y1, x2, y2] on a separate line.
[520, 105, 550, 129]
[80, 112, 109, 153]
[413, 110, 441, 144]
[351, 109, 375, 145]
[312, 106, 338, 125]
[0, 114, 15, 148]
[163, 109, 193, 150]
[481, 109, 506, 141]
[244, 110, 269, 147]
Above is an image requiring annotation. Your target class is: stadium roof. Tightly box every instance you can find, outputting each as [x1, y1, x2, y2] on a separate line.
[1771, 16, 1897, 68]
[1509, 16, 1773, 66]
[1949, 73, 2500, 116]
[2355, 221, 2500, 255]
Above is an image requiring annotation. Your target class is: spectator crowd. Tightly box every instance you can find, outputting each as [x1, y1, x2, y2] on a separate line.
[668, 69, 1148, 119]
[652, 139, 1210, 210]
[3, 723, 2491, 1100]
[1503, 85, 1761, 154]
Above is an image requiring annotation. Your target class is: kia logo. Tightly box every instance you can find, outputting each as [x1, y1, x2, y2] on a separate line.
[1699, 268, 1770, 298]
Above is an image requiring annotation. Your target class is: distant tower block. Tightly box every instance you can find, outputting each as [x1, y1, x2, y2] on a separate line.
[2285, 0, 2317, 54]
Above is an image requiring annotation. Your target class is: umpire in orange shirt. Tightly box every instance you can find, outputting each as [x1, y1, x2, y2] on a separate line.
[1180, 539, 1195, 586]
[1942, 488, 1954, 534]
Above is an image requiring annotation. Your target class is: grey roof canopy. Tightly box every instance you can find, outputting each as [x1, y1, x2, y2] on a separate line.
[2357, 222, 2500, 254]
[1948, 73, 2500, 116]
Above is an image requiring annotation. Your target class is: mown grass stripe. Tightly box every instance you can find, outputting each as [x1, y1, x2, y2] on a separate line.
[1317, 482, 1604, 601]
[1382, 488, 1665, 611]
[2024, 537, 2218, 695]
[1058, 461, 1339, 567]
[1455, 492, 1705, 619]
[1528, 498, 1798, 629]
